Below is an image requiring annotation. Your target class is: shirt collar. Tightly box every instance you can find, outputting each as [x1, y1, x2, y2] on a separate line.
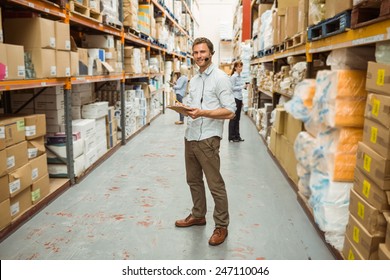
[196, 63, 216, 76]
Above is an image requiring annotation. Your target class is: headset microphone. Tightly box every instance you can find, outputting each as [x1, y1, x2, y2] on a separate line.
[204, 57, 209, 62]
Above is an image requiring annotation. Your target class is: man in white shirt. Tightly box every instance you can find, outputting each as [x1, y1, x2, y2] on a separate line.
[175, 37, 236, 246]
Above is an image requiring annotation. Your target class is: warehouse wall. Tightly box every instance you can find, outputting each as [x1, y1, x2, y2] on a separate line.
[195, 0, 236, 65]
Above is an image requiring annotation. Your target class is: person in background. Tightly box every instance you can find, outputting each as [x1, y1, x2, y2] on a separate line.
[174, 37, 236, 246]
[172, 66, 189, 125]
[228, 60, 246, 142]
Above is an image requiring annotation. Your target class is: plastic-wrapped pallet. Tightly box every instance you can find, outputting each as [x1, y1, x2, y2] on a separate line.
[326, 47, 376, 70]
[309, 169, 352, 250]
[101, 0, 121, 26]
[284, 79, 316, 123]
[311, 70, 367, 128]
[376, 41, 390, 64]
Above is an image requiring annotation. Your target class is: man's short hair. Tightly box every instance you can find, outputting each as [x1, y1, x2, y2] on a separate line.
[192, 37, 214, 54]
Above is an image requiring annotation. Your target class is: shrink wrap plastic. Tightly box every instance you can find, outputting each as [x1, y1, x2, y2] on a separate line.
[284, 79, 316, 123]
[326, 47, 375, 70]
[311, 70, 367, 128]
[375, 41, 390, 64]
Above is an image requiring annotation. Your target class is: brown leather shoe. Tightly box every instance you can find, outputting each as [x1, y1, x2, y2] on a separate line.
[208, 227, 228, 246]
[175, 214, 206, 227]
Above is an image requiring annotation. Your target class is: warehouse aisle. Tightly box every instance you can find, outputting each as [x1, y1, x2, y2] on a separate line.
[0, 110, 335, 260]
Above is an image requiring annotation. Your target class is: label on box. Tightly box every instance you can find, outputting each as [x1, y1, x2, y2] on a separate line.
[377, 69, 385, 86]
[372, 98, 380, 117]
[353, 226, 360, 244]
[16, 120, 25, 131]
[31, 189, 41, 202]
[32, 167, 39, 181]
[66, 67, 71, 77]
[28, 148, 38, 159]
[362, 180, 371, 198]
[357, 202, 365, 220]
[0, 31, 3, 43]
[65, 40, 71, 50]
[348, 249, 355, 260]
[17, 66, 25, 77]
[0, 127, 5, 139]
[10, 201, 20, 216]
[51, 66, 57, 76]
[363, 154, 371, 172]
[9, 179, 21, 194]
[50, 37, 56, 48]
[25, 125, 36, 136]
[7, 155, 15, 169]
[370, 127, 378, 143]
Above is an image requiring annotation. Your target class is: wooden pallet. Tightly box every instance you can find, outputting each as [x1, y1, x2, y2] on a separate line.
[285, 32, 306, 49]
[69, 1, 102, 23]
[308, 10, 351, 41]
[351, 0, 390, 28]
[273, 42, 285, 53]
[102, 15, 122, 29]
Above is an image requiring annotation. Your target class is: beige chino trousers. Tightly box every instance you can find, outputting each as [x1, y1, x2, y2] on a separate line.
[184, 136, 229, 227]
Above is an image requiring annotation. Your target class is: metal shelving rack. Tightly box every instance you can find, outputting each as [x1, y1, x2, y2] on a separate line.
[0, 0, 196, 240]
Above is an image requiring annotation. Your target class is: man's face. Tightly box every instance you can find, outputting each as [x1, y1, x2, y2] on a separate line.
[192, 43, 211, 68]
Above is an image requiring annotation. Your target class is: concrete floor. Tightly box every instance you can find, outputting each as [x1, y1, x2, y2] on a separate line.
[0, 110, 335, 260]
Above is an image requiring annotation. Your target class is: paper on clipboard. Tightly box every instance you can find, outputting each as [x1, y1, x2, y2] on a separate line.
[167, 105, 192, 115]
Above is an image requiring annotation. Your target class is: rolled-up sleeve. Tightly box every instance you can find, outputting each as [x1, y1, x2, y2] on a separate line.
[217, 74, 236, 113]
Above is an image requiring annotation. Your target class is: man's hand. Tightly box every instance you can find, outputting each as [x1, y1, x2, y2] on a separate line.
[187, 108, 202, 119]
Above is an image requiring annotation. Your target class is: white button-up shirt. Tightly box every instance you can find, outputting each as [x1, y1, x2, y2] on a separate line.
[185, 63, 236, 141]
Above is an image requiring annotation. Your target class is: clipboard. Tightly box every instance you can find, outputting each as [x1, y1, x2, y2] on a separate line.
[167, 105, 192, 115]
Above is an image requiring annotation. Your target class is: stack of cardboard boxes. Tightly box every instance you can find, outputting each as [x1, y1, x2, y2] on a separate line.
[0, 114, 48, 231]
[269, 108, 303, 185]
[342, 61, 390, 259]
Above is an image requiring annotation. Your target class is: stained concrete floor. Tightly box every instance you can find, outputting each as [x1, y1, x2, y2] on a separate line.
[0, 110, 335, 260]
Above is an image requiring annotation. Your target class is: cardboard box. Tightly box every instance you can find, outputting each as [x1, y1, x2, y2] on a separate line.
[24, 114, 46, 140]
[31, 173, 50, 205]
[278, 15, 286, 43]
[285, 6, 298, 38]
[72, 119, 96, 139]
[0, 141, 28, 176]
[55, 21, 71, 51]
[4, 17, 55, 49]
[378, 243, 390, 260]
[8, 162, 32, 198]
[0, 116, 25, 149]
[363, 118, 390, 159]
[384, 212, 390, 249]
[273, 107, 286, 134]
[285, 113, 303, 144]
[349, 188, 388, 235]
[0, 199, 11, 231]
[365, 93, 390, 129]
[277, 0, 300, 15]
[27, 136, 45, 159]
[366, 61, 390, 95]
[5, 44, 25, 80]
[345, 214, 384, 259]
[0, 176, 8, 202]
[325, 0, 352, 19]
[35, 93, 64, 110]
[70, 51, 79, 76]
[0, 43, 7, 80]
[342, 234, 364, 260]
[354, 167, 390, 210]
[356, 142, 390, 189]
[259, 4, 273, 17]
[297, 0, 309, 33]
[36, 86, 64, 95]
[78, 48, 89, 75]
[0, 7, 2, 43]
[56, 50, 71, 77]
[81, 101, 109, 119]
[35, 109, 64, 125]
[10, 187, 32, 219]
[25, 48, 57, 78]
[30, 153, 48, 182]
